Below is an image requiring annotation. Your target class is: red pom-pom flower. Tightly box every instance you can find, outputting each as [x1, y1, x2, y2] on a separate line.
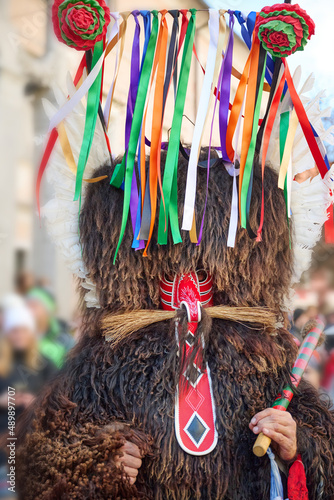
[52, 0, 110, 51]
[255, 3, 315, 57]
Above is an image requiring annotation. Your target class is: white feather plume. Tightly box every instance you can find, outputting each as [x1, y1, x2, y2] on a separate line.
[265, 71, 334, 286]
[41, 83, 110, 308]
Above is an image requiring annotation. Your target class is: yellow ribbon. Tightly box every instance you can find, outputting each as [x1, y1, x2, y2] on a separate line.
[278, 109, 299, 189]
[58, 122, 108, 183]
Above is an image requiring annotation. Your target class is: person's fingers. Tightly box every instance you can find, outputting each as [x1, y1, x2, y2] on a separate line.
[250, 411, 297, 461]
[250, 408, 276, 427]
[249, 409, 294, 430]
[261, 425, 297, 460]
[123, 466, 139, 479]
[120, 440, 142, 458]
[121, 466, 139, 485]
[118, 453, 142, 469]
[261, 427, 294, 450]
[252, 421, 294, 439]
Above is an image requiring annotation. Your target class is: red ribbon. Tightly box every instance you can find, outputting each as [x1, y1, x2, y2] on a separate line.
[283, 59, 329, 179]
[257, 67, 286, 241]
[36, 53, 87, 217]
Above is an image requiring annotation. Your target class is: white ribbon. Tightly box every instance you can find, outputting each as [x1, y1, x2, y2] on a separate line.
[182, 10, 220, 231]
[227, 94, 244, 248]
[287, 156, 292, 218]
[48, 13, 121, 133]
[103, 14, 121, 126]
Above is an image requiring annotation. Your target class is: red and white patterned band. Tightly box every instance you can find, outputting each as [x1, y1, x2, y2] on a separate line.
[160, 271, 217, 455]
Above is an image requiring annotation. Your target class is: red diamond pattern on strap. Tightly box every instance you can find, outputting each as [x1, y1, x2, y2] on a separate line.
[160, 272, 217, 455]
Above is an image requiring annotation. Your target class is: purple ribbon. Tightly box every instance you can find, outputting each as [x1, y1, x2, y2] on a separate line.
[124, 11, 144, 249]
[197, 55, 225, 244]
[132, 11, 151, 248]
[219, 11, 234, 163]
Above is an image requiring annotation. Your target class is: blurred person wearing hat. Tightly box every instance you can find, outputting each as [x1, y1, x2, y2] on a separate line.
[26, 287, 75, 368]
[0, 305, 57, 498]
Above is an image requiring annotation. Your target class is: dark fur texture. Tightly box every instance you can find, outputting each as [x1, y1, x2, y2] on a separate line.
[79, 151, 292, 315]
[16, 151, 334, 499]
[17, 323, 334, 499]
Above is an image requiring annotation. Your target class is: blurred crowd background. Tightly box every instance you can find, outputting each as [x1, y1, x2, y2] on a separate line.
[0, 0, 334, 497]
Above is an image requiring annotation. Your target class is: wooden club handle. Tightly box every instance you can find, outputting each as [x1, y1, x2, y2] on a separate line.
[253, 432, 272, 457]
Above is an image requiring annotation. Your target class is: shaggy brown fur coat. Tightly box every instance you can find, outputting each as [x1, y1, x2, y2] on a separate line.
[16, 152, 334, 499]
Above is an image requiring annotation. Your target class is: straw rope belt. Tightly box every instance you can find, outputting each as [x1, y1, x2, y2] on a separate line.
[102, 305, 278, 347]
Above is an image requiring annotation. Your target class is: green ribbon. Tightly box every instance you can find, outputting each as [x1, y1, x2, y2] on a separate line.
[74, 39, 104, 200]
[240, 51, 267, 229]
[280, 110, 290, 210]
[158, 9, 197, 245]
[111, 11, 159, 263]
[280, 110, 291, 247]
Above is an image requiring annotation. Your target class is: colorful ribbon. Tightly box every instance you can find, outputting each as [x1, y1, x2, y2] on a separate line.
[157, 10, 197, 245]
[219, 11, 235, 162]
[111, 11, 159, 262]
[142, 11, 169, 256]
[283, 59, 330, 179]
[40, 8, 332, 258]
[74, 38, 104, 200]
[182, 10, 221, 232]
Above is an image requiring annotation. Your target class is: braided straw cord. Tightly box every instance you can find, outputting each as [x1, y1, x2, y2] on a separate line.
[102, 306, 277, 346]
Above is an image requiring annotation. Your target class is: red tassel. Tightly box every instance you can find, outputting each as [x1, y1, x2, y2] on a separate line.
[287, 455, 309, 500]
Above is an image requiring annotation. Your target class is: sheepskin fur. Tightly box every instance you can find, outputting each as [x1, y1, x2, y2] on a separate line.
[16, 151, 334, 499]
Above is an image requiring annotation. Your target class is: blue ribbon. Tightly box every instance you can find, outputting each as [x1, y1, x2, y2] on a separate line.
[234, 10, 275, 85]
[132, 11, 152, 248]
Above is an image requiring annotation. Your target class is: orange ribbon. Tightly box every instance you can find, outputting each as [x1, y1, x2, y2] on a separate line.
[143, 11, 169, 256]
[225, 51, 251, 163]
[257, 67, 286, 240]
[238, 35, 260, 207]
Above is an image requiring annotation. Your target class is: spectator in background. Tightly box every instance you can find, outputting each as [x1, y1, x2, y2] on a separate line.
[289, 308, 309, 343]
[0, 294, 25, 314]
[15, 271, 35, 297]
[27, 287, 75, 368]
[0, 305, 57, 498]
[324, 306, 334, 352]
[322, 350, 334, 407]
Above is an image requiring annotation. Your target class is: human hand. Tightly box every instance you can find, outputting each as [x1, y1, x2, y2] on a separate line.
[115, 440, 143, 485]
[249, 408, 297, 461]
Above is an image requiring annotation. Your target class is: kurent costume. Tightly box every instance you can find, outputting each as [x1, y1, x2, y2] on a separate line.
[17, 2, 334, 499]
